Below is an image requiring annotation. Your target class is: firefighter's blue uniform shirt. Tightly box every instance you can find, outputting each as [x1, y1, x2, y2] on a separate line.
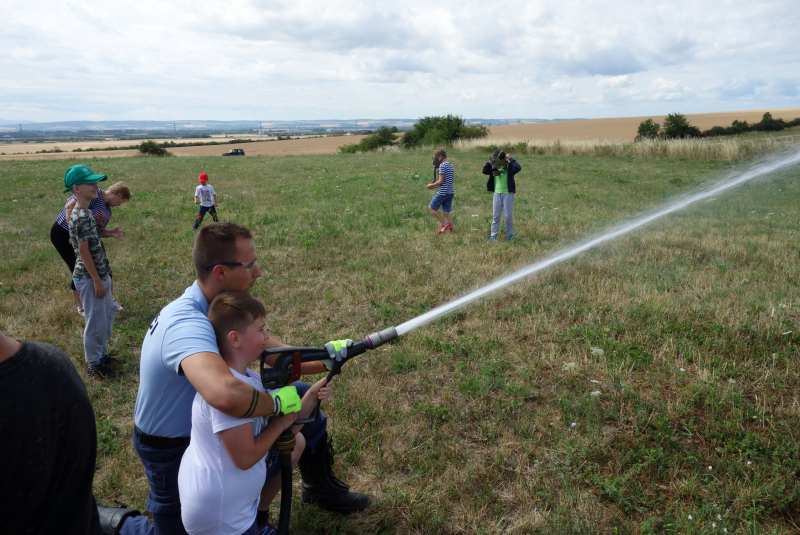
[135, 281, 217, 438]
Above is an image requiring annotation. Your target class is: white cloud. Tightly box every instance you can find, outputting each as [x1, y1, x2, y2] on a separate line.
[0, 0, 798, 121]
[598, 75, 630, 89]
[652, 78, 681, 92]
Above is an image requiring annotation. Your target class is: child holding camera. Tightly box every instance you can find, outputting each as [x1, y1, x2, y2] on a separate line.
[483, 150, 522, 242]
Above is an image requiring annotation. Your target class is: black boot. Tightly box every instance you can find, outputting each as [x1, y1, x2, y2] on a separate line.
[298, 432, 370, 514]
[97, 501, 141, 535]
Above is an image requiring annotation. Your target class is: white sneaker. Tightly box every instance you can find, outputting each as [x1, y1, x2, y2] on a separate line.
[113, 300, 124, 312]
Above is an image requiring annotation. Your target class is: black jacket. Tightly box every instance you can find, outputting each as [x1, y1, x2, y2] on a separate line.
[483, 158, 521, 193]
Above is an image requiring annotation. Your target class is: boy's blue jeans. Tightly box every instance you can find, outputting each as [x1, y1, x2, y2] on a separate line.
[194, 205, 218, 229]
[129, 426, 189, 535]
[74, 277, 115, 366]
[429, 192, 454, 212]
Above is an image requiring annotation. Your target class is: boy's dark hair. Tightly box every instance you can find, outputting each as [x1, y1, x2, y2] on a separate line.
[207, 292, 267, 354]
[193, 222, 253, 281]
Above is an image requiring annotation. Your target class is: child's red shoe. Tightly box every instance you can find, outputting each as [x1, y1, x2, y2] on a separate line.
[258, 512, 277, 535]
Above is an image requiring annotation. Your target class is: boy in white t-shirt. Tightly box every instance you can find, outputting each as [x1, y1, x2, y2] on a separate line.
[193, 172, 219, 231]
[178, 292, 333, 535]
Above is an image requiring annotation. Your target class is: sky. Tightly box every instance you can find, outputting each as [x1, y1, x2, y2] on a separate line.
[1, 0, 798, 123]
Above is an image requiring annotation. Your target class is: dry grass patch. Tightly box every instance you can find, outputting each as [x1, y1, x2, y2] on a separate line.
[455, 134, 800, 162]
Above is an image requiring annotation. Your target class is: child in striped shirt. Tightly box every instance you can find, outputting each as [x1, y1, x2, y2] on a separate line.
[426, 148, 455, 234]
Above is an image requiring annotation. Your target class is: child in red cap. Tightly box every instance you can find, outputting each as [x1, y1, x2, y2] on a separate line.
[194, 173, 219, 230]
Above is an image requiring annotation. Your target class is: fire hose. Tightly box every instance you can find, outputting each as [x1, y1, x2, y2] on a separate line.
[259, 327, 398, 534]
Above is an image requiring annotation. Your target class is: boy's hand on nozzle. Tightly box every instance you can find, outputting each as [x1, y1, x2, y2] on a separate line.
[309, 376, 334, 401]
[271, 386, 301, 416]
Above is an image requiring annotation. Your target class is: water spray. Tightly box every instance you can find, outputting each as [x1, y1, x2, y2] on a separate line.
[261, 147, 800, 534]
[398, 147, 800, 335]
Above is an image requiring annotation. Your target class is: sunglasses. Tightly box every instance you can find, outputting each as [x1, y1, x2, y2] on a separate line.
[205, 259, 258, 273]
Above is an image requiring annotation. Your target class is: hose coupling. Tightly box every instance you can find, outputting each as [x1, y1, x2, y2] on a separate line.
[364, 326, 398, 349]
[275, 431, 296, 454]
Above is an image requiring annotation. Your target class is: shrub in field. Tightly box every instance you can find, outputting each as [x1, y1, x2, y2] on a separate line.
[755, 112, 788, 132]
[731, 119, 750, 133]
[637, 118, 661, 139]
[337, 144, 357, 154]
[725, 124, 744, 135]
[399, 114, 487, 148]
[138, 140, 171, 156]
[704, 126, 728, 137]
[339, 126, 399, 153]
[458, 124, 490, 140]
[660, 113, 702, 139]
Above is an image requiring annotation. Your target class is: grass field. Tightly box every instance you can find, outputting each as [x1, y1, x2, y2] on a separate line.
[2, 146, 800, 534]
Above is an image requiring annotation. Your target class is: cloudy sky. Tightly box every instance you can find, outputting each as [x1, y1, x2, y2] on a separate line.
[1, 0, 798, 122]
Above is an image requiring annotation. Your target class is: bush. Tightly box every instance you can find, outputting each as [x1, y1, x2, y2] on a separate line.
[138, 140, 171, 156]
[399, 115, 487, 148]
[637, 118, 661, 139]
[756, 112, 787, 132]
[458, 124, 490, 140]
[660, 113, 702, 139]
[704, 126, 728, 137]
[337, 143, 359, 154]
[731, 120, 751, 132]
[338, 126, 399, 154]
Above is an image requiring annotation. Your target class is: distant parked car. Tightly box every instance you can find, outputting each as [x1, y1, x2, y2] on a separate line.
[222, 148, 245, 156]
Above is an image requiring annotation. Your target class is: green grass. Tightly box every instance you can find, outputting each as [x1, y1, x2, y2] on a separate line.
[1, 147, 800, 533]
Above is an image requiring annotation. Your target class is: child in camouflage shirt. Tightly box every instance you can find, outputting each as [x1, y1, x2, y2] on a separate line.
[63, 165, 118, 379]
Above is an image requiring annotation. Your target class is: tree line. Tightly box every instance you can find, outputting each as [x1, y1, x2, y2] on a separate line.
[637, 112, 800, 141]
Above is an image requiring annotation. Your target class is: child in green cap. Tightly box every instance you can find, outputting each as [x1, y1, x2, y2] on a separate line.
[64, 165, 118, 379]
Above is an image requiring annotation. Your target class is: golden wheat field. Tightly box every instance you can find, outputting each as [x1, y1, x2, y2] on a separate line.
[0, 134, 370, 161]
[2, 107, 798, 161]
[489, 107, 800, 142]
